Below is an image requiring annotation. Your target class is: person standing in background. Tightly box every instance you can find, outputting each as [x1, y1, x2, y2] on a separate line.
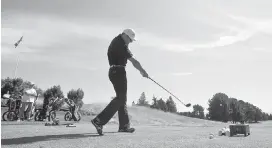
[17, 82, 37, 121]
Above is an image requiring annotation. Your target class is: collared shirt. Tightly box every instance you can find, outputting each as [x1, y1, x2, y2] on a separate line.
[22, 88, 37, 103]
[107, 34, 133, 67]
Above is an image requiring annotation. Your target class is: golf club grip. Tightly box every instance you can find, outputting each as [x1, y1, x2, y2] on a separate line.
[148, 77, 185, 105]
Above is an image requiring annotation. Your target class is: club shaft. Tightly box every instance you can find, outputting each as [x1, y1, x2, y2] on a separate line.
[148, 77, 186, 105]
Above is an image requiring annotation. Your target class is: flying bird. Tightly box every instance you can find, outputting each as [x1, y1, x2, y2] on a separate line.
[14, 36, 23, 48]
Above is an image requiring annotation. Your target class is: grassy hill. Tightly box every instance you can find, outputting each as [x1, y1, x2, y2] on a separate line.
[79, 103, 226, 127]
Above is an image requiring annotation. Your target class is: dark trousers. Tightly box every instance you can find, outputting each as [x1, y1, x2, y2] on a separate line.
[94, 67, 130, 129]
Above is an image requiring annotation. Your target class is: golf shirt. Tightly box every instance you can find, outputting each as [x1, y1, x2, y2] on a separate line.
[107, 34, 133, 67]
[22, 88, 37, 103]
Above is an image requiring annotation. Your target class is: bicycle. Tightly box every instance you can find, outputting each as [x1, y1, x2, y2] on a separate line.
[2, 94, 41, 121]
[2, 94, 21, 121]
[47, 97, 81, 122]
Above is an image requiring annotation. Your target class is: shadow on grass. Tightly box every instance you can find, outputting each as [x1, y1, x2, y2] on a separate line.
[1, 132, 118, 145]
[229, 134, 250, 137]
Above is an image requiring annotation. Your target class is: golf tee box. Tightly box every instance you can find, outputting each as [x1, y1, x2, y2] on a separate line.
[229, 124, 250, 137]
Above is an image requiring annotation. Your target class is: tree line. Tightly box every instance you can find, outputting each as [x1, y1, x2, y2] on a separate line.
[207, 92, 272, 123]
[134, 92, 272, 122]
[1, 77, 84, 119]
[134, 92, 205, 119]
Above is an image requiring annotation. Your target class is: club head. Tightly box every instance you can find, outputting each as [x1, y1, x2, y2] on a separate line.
[185, 103, 191, 107]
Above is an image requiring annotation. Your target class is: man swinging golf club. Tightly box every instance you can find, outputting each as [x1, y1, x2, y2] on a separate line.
[91, 28, 149, 135]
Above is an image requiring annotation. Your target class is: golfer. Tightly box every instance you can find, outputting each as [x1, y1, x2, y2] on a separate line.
[91, 28, 149, 135]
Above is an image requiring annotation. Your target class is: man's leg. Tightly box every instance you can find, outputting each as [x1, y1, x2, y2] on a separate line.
[30, 102, 35, 119]
[91, 96, 126, 136]
[25, 102, 33, 120]
[95, 95, 126, 124]
[118, 104, 130, 129]
[91, 68, 127, 135]
[117, 96, 135, 133]
[18, 102, 26, 121]
[113, 68, 134, 132]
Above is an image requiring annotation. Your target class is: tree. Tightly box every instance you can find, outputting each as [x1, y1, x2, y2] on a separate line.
[137, 92, 149, 106]
[178, 111, 193, 117]
[1, 77, 24, 99]
[229, 98, 241, 123]
[205, 113, 210, 119]
[262, 113, 269, 121]
[1, 77, 43, 98]
[22, 81, 43, 95]
[43, 85, 64, 100]
[67, 88, 84, 109]
[237, 100, 247, 122]
[192, 104, 205, 119]
[166, 96, 177, 113]
[157, 98, 168, 112]
[40, 85, 64, 119]
[207, 93, 229, 122]
[269, 114, 272, 120]
[150, 95, 159, 109]
[240, 103, 263, 123]
[254, 107, 263, 122]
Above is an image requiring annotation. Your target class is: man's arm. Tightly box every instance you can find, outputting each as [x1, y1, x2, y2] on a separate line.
[128, 57, 149, 78]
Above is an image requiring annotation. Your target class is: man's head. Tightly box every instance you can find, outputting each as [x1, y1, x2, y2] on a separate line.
[121, 28, 136, 45]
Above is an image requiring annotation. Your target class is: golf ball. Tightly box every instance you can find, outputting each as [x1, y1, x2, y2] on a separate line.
[209, 134, 214, 139]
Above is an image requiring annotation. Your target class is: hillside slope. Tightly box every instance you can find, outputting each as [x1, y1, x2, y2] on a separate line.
[80, 103, 226, 127]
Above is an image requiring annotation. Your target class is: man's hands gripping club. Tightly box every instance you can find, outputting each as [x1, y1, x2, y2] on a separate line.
[140, 70, 149, 78]
[128, 57, 149, 78]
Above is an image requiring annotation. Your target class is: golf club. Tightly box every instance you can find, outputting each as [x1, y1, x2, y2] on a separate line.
[148, 77, 191, 107]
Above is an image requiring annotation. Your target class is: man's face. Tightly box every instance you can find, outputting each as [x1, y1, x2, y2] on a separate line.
[127, 34, 133, 43]
[123, 34, 133, 45]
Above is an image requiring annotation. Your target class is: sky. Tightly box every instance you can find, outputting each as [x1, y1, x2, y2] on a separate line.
[1, 0, 272, 113]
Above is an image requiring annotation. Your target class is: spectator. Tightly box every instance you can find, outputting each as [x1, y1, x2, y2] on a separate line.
[3, 91, 11, 99]
[30, 94, 39, 118]
[17, 82, 37, 121]
[1, 91, 11, 107]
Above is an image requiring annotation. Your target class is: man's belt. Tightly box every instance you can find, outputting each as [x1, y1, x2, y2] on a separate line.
[110, 65, 125, 68]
